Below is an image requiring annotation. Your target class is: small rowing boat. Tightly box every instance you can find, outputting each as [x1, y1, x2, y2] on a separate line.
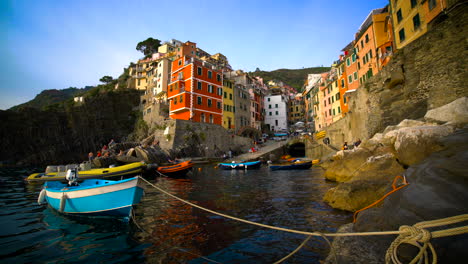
[269, 160, 313, 170]
[157, 160, 194, 177]
[37, 169, 144, 218]
[218, 160, 262, 170]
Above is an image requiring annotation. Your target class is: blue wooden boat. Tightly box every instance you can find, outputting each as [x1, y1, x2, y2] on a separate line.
[218, 160, 262, 170]
[269, 160, 313, 171]
[38, 175, 144, 218]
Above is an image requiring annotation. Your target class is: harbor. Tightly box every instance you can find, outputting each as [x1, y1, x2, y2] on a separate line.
[0, 165, 351, 263]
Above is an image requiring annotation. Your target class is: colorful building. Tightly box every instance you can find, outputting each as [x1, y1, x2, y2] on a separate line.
[289, 94, 304, 125]
[222, 79, 235, 130]
[354, 8, 389, 85]
[390, 0, 428, 49]
[168, 55, 223, 125]
[264, 90, 289, 132]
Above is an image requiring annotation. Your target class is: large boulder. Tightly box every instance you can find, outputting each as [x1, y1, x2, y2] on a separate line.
[323, 148, 373, 182]
[424, 97, 468, 125]
[393, 125, 454, 166]
[323, 153, 405, 211]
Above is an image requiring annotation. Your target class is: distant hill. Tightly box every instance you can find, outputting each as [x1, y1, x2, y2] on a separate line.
[10, 86, 94, 111]
[250, 67, 330, 92]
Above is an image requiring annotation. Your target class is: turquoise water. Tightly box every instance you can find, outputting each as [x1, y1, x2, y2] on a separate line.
[0, 165, 351, 263]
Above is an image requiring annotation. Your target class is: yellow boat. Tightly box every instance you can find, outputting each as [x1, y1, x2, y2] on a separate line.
[26, 162, 146, 183]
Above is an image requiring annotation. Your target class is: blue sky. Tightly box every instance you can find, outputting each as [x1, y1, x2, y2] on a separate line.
[1, 0, 389, 110]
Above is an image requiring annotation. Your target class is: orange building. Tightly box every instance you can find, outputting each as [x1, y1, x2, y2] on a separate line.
[168, 55, 223, 125]
[422, 0, 448, 25]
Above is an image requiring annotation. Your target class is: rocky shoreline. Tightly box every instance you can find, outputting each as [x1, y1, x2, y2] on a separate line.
[320, 97, 468, 263]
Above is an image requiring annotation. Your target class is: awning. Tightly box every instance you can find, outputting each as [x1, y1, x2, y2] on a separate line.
[344, 89, 357, 97]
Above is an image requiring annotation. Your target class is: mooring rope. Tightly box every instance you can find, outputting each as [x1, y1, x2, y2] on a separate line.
[137, 177, 468, 264]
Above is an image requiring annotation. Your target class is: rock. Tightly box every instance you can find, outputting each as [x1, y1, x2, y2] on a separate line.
[353, 128, 468, 263]
[323, 223, 385, 264]
[424, 97, 468, 125]
[393, 125, 454, 166]
[323, 153, 404, 211]
[323, 148, 372, 182]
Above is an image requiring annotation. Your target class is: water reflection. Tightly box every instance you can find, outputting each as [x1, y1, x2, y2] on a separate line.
[132, 165, 352, 263]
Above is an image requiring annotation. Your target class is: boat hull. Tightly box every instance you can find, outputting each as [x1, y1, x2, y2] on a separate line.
[269, 161, 313, 171]
[157, 160, 193, 177]
[43, 177, 144, 217]
[27, 162, 146, 183]
[218, 161, 262, 170]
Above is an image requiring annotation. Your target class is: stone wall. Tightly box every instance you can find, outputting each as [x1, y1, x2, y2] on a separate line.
[313, 3, 468, 153]
[149, 119, 252, 158]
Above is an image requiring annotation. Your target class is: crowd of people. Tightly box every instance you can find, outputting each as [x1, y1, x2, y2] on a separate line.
[342, 138, 361, 151]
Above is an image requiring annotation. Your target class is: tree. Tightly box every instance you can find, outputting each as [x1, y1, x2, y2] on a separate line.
[136, 37, 161, 56]
[100, 76, 114, 84]
[255, 67, 261, 72]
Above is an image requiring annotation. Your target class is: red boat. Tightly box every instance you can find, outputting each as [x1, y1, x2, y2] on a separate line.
[157, 160, 194, 177]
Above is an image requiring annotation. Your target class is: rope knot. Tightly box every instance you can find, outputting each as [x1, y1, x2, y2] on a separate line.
[399, 225, 432, 243]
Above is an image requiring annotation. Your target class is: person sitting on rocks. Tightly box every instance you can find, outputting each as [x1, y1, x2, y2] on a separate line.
[117, 149, 125, 156]
[354, 139, 361, 148]
[97, 150, 102, 157]
[342, 142, 349, 150]
[88, 152, 94, 162]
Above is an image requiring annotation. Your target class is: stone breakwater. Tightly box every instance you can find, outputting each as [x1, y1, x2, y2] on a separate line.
[321, 98, 468, 263]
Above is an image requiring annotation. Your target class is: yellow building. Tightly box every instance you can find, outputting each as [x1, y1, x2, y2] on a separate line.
[390, 0, 427, 49]
[222, 79, 235, 130]
[289, 94, 304, 125]
[128, 58, 152, 91]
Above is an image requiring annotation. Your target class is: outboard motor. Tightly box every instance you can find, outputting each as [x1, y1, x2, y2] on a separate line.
[66, 168, 79, 186]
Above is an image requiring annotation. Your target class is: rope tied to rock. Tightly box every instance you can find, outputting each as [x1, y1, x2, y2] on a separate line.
[385, 214, 468, 264]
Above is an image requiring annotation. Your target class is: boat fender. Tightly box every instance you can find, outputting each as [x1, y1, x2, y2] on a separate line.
[37, 189, 47, 205]
[59, 193, 67, 212]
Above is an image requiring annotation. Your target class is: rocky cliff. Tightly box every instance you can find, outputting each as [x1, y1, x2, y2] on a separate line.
[0, 89, 141, 166]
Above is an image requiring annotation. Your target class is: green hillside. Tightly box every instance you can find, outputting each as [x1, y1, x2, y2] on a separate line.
[10, 86, 94, 111]
[250, 67, 330, 92]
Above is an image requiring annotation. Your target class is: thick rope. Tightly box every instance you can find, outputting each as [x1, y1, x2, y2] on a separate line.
[137, 177, 468, 264]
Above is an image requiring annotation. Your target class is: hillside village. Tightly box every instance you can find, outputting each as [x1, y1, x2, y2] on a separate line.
[74, 0, 453, 138]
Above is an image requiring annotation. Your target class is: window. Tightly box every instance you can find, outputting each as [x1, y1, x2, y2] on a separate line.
[197, 81, 202, 90]
[338, 106, 341, 113]
[328, 98, 331, 104]
[229, 94, 232, 100]
[341, 79, 345, 88]
[348, 75, 353, 83]
[208, 85, 213, 93]
[275, 111, 278, 115]
[333, 109, 336, 115]
[208, 71, 212, 79]
[178, 60, 182, 66]
[429, 0, 436, 10]
[224, 92, 227, 98]
[197, 67, 202, 75]
[217, 102, 221, 109]
[346, 58, 350, 66]
[329, 109, 332, 116]
[336, 93, 340, 100]
[201, 113, 205, 122]
[411, 0, 417, 8]
[269, 112, 272, 116]
[267, 98, 270, 102]
[354, 72, 358, 81]
[352, 53, 356, 62]
[413, 14, 421, 30]
[344, 97, 347, 104]
[275, 104, 278, 108]
[197, 96, 202, 105]
[369, 50, 373, 58]
[218, 87, 222, 95]
[179, 95, 183, 103]
[217, 74, 221, 82]
[210, 114, 213, 123]
[269, 104, 271, 109]
[397, 9, 403, 23]
[365, 34, 369, 43]
[275, 120, 278, 126]
[173, 98, 177, 105]
[361, 40, 364, 49]
[332, 96, 334, 103]
[399, 28, 406, 42]
[208, 99, 212, 107]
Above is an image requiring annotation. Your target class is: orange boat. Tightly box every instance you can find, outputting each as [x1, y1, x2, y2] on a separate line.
[157, 160, 194, 177]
